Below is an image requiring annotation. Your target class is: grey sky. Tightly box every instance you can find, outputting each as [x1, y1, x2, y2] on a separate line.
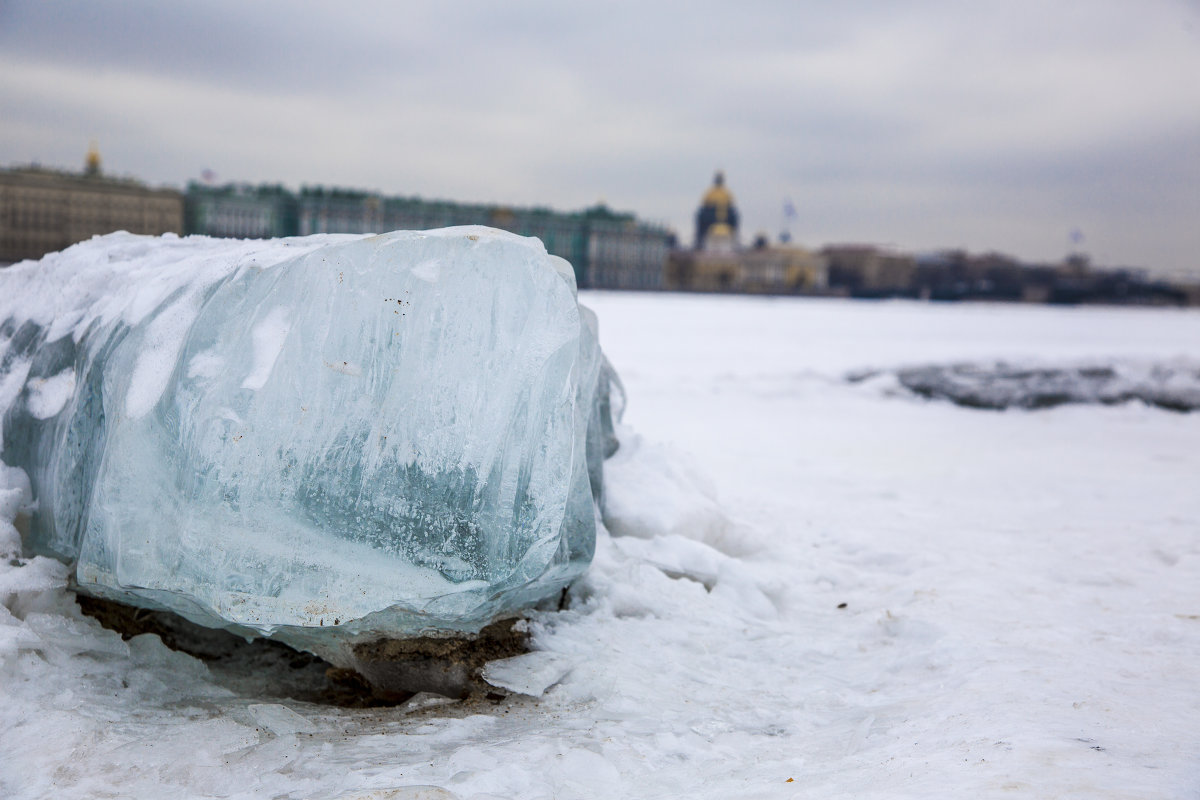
[2, 0, 1198, 275]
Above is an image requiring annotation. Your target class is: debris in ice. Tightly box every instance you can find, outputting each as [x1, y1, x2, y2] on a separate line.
[851, 360, 1200, 411]
[481, 651, 573, 696]
[346, 617, 530, 697]
[0, 227, 620, 670]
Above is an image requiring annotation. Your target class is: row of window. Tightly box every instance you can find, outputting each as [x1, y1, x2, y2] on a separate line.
[3, 209, 180, 231]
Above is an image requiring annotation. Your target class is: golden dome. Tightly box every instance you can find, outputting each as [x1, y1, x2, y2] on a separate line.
[85, 141, 101, 176]
[701, 171, 734, 208]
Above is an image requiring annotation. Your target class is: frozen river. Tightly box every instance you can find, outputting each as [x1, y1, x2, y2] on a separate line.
[4, 291, 1199, 798]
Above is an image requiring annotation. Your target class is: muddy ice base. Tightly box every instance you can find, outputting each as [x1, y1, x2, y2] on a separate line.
[75, 593, 533, 705]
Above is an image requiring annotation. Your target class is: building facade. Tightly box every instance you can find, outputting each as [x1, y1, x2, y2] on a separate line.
[185, 183, 296, 239]
[584, 209, 672, 290]
[822, 245, 917, 297]
[668, 173, 828, 294]
[187, 183, 671, 290]
[1, 152, 183, 266]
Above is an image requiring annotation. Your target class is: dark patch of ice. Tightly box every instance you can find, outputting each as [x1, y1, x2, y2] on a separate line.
[852, 361, 1200, 412]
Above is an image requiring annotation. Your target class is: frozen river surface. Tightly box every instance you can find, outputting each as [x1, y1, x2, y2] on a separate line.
[3, 292, 1199, 799]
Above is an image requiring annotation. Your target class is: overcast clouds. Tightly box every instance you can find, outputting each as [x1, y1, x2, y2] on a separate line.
[2, 0, 1198, 274]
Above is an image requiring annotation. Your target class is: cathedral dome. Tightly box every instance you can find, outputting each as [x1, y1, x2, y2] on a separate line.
[701, 172, 735, 209]
[694, 170, 740, 250]
[85, 141, 102, 177]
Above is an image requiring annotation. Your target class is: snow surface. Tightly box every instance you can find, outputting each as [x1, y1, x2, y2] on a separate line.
[3, 290, 1200, 799]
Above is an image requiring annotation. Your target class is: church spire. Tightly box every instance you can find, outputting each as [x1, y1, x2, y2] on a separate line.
[85, 141, 101, 177]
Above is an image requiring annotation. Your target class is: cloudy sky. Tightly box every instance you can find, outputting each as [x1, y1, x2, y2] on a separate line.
[2, 0, 1198, 275]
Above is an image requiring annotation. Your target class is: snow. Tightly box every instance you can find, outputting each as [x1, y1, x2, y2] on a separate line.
[22, 369, 76, 421]
[240, 307, 292, 391]
[3, 289, 1200, 798]
[124, 291, 202, 419]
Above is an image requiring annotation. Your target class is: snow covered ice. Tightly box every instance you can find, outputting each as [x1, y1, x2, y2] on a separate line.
[0, 228, 613, 661]
[2, 285, 1200, 799]
[860, 360, 1200, 411]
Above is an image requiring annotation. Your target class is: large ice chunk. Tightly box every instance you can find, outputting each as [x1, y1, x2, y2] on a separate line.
[0, 227, 617, 662]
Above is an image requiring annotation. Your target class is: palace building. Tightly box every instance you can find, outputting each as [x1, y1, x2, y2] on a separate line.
[185, 182, 671, 291]
[0, 145, 183, 266]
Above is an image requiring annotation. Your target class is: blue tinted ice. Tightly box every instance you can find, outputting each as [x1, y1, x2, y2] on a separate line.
[0, 228, 615, 660]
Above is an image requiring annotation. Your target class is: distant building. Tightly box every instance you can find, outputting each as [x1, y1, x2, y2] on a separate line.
[579, 206, 672, 291]
[186, 182, 671, 290]
[297, 187, 383, 235]
[739, 241, 828, 293]
[668, 172, 828, 294]
[822, 245, 917, 297]
[185, 183, 296, 239]
[0, 146, 183, 266]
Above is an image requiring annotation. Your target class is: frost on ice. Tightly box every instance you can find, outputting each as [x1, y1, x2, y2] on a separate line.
[0, 227, 620, 665]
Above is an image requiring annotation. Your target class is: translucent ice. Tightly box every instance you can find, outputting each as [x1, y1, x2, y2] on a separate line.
[0, 227, 617, 663]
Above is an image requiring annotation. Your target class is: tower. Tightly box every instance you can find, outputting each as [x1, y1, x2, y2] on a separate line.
[694, 171, 739, 251]
[84, 142, 101, 177]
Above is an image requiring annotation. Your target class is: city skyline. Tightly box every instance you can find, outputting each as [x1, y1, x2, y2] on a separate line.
[2, 1, 1198, 276]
